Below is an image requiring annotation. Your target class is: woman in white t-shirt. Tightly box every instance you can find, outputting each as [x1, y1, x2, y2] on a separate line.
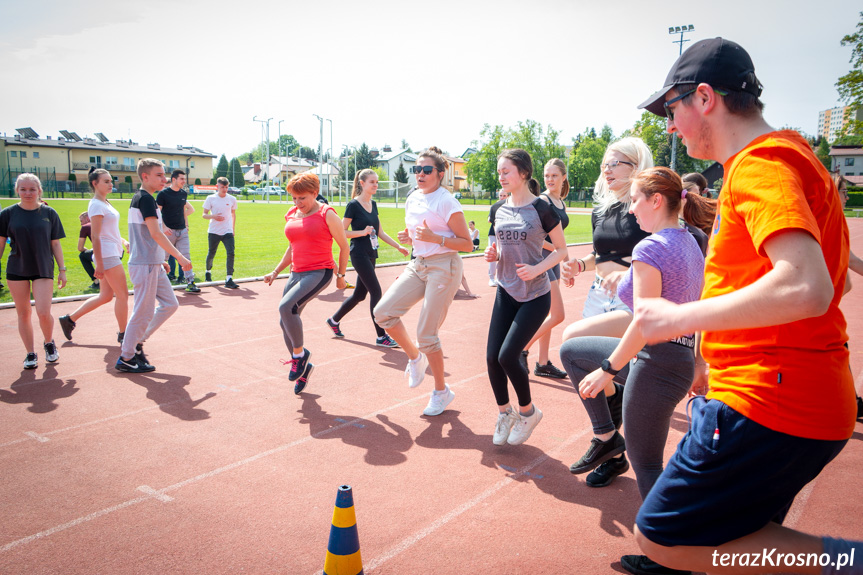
[59, 168, 130, 343]
[374, 146, 474, 417]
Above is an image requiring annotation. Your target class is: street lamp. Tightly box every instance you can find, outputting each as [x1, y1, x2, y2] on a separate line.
[253, 115, 273, 202]
[668, 24, 694, 172]
[277, 119, 284, 197]
[326, 118, 333, 201]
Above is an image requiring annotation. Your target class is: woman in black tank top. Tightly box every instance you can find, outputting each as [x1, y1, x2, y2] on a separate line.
[522, 158, 572, 380]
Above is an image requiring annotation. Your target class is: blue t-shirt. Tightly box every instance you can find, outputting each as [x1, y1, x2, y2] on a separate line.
[617, 227, 704, 335]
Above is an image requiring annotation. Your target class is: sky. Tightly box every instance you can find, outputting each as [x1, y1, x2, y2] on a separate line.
[1, 0, 860, 162]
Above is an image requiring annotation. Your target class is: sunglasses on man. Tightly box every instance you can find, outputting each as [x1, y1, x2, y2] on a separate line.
[411, 165, 436, 175]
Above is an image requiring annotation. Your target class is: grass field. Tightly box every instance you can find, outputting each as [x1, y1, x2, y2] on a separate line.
[0, 198, 593, 303]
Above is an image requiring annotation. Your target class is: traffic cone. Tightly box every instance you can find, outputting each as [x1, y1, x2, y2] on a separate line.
[323, 485, 363, 575]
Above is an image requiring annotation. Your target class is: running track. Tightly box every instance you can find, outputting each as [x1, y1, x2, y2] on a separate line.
[1, 220, 861, 574]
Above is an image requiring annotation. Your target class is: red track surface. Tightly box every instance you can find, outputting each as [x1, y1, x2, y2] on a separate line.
[2, 220, 861, 574]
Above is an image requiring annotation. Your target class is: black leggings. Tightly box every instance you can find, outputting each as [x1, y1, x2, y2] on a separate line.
[331, 253, 384, 338]
[486, 287, 550, 407]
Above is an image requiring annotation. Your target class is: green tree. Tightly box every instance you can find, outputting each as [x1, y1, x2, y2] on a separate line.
[371, 166, 388, 185]
[464, 124, 507, 194]
[354, 143, 375, 171]
[215, 154, 229, 179]
[567, 129, 606, 193]
[836, 12, 863, 138]
[195, 178, 202, 185]
[625, 111, 708, 174]
[298, 146, 317, 161]
[278, 134, 300, 156]
[394, 162, 408, 184]
[228, 157, 244, 188]
[816, 138, 832, 169]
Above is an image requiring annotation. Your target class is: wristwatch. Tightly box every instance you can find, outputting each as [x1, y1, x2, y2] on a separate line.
[600, 359, 620, 376]
[336, 273, 346, 278]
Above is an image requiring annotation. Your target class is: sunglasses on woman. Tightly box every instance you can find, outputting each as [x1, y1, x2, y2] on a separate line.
[411, 165, 436, 175]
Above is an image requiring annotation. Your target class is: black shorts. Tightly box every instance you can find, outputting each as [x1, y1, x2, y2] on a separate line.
[636, 397, 847, 547]
[7, 273, 52, 281]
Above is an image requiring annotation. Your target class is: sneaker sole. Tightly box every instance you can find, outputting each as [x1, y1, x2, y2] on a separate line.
[59, 317, 74, 340]
[24, 363, 38, 370]
[376, 341, 399, 348]
[534, 370, 567, 379]
[569, 444, 627, 474]
[294, 364, 314, 395]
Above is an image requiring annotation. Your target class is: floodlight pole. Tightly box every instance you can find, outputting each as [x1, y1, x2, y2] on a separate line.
[313, 114, 324, 197]
[668, 24, 694, 172]
[326, 118, 333, 201]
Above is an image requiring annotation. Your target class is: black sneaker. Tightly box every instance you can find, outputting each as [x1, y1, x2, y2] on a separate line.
[87, 282, 100, 291]
[205, 272, 212, 282]
[59, 314, 76, 340]
[23, 352, 38, 369]
[185, 282, 201, 293]
[44, 340, 59, 363]
[294, 363, 314, 394]
[135, 343, 153, 370]
[534, 361, 567, 379]
[288, 348, 311, 382]
[586, 455, 629, 487]
[225, 278, 239, 289]
[167, 274, 177, 283]
[607, 382, 624, 430]
[115, 355, 155, 373]
[519, 350, 529, 373]
[326, 318, 344, 338]
[620, 554, 691, 575]
[570, 431, 626, 474]
[857, 395, 863, 420]
[117, 332, 125, 344]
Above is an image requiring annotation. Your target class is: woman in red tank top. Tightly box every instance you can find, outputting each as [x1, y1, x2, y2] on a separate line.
[263, 172, 349, 394]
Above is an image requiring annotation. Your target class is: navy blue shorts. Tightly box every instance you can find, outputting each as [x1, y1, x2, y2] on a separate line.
[636, 397, 847, 547]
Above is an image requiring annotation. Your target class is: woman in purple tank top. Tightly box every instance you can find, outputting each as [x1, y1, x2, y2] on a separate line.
[560, 168, 705, 506]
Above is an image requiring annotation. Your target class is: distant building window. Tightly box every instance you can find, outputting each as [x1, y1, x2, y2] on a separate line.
[34, 152, 40, 159]
[191, 161, 195, 169]
[90, 155, 101, 164]
[123, 157, 135, 167]
[20, 151, 27, 158]
[10, 151, 17, 157]
[168, 160, 180, 169]
[105, 156, 118, 166]
[846, 158, 855, 166]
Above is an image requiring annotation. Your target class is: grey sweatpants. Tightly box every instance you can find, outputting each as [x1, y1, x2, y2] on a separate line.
[121, 264, 179, 359]
[165, 228, 195, 283]
[560, 336, 694, 499]
[278, 268, 333, 351]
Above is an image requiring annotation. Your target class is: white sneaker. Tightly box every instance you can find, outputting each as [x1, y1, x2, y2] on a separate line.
[488, 279, 497, 287]
[405, 352, 428, 388]
[423, 384, 455, 416]
[493, 408, 520, 445]
[507, 406, 543, 445]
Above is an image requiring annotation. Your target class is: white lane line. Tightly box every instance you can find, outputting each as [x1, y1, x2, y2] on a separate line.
[0, 373, 487, 554]
[137, 486, 174, 503]
[360, 427, 591, 573]
[23, 431, 49, 443]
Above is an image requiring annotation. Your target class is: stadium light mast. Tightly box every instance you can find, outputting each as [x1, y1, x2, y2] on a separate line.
[668, 24, 695, 172]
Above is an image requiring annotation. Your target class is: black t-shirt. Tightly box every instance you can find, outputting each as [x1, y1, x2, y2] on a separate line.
[683, 222, 709, 256]
[343, 198, 379, 257]
[316, 194, 329, 205]
[591, 202, 650, 267]
[0, 204, 66, 278]
[79, 222, 92, 242]
[156, 188, 188, 230]
[541, 192, 569, 244]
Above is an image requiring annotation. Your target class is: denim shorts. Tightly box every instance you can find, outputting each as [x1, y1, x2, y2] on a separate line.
[636, 397, 847, 547]
[581, 275, 632, 318]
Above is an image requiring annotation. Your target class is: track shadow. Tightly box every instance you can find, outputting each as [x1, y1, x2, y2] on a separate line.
[414, 410, 641, 537]
[115, 371, 216, 421]
[212, 286, 257, 300]
[59, 340, 122, 367]
[298, 394, 413, 466]
[316, 289, 349, 303]
[176, 293, 214, 309]
[0, 365, 79, 413]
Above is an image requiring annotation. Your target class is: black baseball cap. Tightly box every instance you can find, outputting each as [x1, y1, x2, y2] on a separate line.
[639, 37, 763, 117]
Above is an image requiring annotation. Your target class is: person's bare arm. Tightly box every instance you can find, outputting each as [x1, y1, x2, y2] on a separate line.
[635, 229, 833, 342]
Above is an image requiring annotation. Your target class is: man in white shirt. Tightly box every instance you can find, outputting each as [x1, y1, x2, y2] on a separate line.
[202, 177, 239, 289]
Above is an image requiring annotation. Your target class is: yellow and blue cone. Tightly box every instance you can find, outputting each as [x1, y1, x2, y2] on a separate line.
[323, 485, 363, 575]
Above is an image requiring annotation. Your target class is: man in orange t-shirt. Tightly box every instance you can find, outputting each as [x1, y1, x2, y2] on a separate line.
[629, 38, 860, 575]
